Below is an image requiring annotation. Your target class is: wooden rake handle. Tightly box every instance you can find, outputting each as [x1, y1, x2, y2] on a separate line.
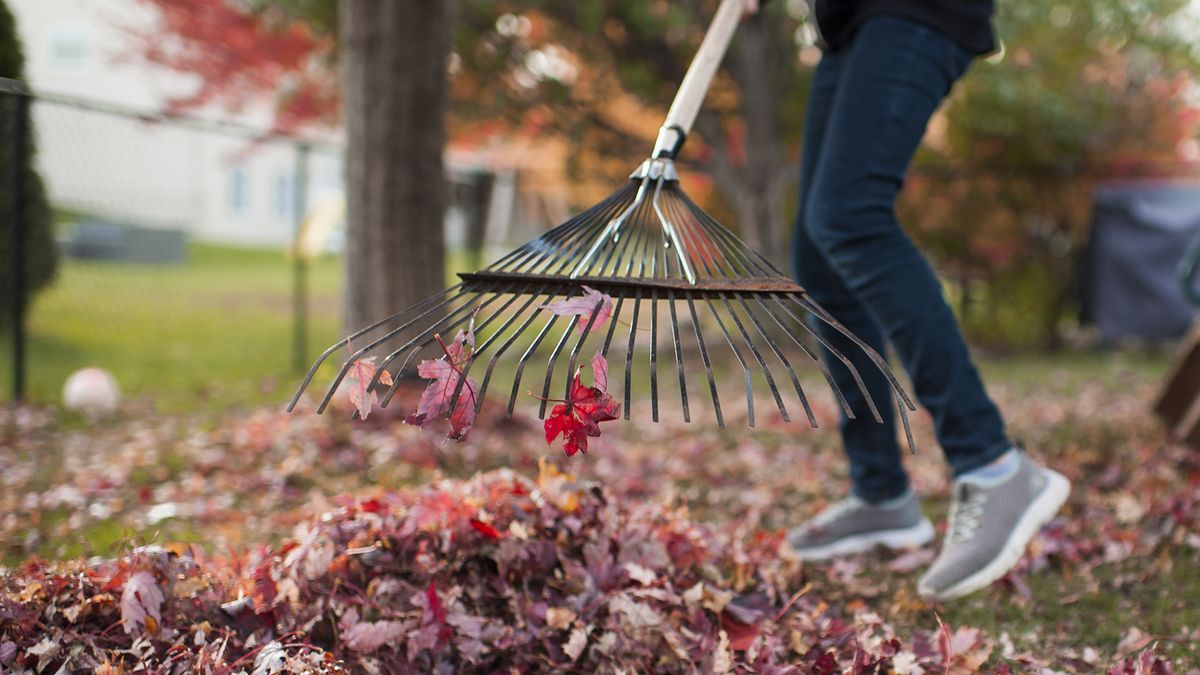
[653, 0, 745, 158]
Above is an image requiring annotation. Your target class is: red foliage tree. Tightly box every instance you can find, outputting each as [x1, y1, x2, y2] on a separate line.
[130, 0, 337, 132]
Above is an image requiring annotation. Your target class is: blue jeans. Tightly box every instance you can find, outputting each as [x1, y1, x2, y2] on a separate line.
[791, 15, 1011, 502]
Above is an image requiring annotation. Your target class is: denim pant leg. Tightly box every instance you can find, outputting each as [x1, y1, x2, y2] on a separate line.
[793, 49, 910, 503]
[799, 16, 1012, 483]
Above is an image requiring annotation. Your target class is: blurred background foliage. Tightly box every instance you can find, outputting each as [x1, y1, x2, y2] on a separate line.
[137, 0, 1200, 351]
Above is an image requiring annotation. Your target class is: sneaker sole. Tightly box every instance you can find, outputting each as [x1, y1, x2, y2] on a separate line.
[792, 519, 935, 561]
[920, 468, 1071, 601]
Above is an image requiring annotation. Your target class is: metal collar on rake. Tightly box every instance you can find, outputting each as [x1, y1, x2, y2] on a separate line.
[288, 0, 918, 452]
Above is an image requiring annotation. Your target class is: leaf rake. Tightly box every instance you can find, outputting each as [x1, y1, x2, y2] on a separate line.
[289, 0, 917, 447]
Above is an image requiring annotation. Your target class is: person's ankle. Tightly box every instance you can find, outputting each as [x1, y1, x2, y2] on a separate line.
[860, 488, 914, 510]
[959, 448, 1020, 485]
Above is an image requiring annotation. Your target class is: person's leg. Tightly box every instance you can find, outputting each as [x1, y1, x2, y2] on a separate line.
[803, 15, 1011, 476]
[787, 45, 934, 560]
[792, 50, 909, 503]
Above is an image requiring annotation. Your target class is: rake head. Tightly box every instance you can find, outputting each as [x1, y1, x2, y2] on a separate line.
[289, 157, 917, 449]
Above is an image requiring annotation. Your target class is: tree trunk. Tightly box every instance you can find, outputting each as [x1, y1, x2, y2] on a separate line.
[339, 0, 451, 339]
[694, 10, 795, 271]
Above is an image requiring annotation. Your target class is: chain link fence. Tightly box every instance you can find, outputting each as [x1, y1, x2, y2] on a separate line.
[2, 78, 346, 410]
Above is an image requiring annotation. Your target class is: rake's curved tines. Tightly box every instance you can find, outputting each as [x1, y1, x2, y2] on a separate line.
[796, 294, 917, 454]
[705, 297, 755, 428]
[667, 290, 691, 423]
[739, 295, 816, 428]
[719, 295, 788, 422]
[558, 299, 607, 404]
[474, 292, 559, 415]
[535, 310, 584, 419]
[508, 312, 564, 416]
[445, 291, 542, 415]
[287, 284, 464, 412]
[687, 295, 723, 428]
[768, 295, 877, 423]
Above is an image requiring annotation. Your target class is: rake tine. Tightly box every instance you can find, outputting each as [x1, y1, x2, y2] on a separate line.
[445, 290, 541, 414]
[738, 296, 816, 427]
[747, 296, 819, 428]
[537, 313, 583, 419]
[624, 287, 642, 421]
[705, 297, 755, 428]
[649, 289, 660, 422]
[720, 295, 788, 422]
[796, 294, 917, 413]
[562, 299, 606, 400]
[475, 293, 558, 415]
[289, 284, 464, 412]
[508, 313, 563, 416]
[369, 286, 508, 407]
[496, 185, 632, 274]
[687, 295, 723, 427]
[667, 289, 690, 423]
[314, 286, 477, 414]
[542, 192, 637, 276]
[770, 295, 875, 422]
[601, 294, 625, 359]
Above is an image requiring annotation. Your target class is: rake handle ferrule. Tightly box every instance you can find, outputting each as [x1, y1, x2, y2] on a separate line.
[658, 0, 744, 153]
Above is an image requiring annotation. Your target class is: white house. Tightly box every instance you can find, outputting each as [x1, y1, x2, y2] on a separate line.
[9, 0, 344, 248]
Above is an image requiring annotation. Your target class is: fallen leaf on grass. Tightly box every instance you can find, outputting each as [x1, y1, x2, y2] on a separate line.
[120, 571, 164, 636]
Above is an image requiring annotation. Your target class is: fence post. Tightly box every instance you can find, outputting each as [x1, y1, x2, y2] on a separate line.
[6, 87, 30, 405]
[292, 143, 311, 373]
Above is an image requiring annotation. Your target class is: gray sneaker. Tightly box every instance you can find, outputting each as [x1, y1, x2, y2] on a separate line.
[787, 491, 935, 560]
[918, 453, 1070, 601]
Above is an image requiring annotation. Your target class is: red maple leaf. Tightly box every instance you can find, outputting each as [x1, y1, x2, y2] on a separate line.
[344, 356, 394, 419]
[540, 286, 614, 334]
[469, 518, 503, 539]
[543, 353, 621, 457]
[405, 328, 478, 439]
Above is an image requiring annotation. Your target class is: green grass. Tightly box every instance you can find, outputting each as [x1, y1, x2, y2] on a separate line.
[0, 243, 344, 413]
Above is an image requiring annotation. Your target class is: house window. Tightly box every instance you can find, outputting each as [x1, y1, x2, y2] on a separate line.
[228, 167, 250, 216]
[275, 172, 293, 222]
[47, 25, 93, 71]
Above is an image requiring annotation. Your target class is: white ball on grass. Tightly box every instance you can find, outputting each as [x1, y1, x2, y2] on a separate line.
[62, 367, 121, 419]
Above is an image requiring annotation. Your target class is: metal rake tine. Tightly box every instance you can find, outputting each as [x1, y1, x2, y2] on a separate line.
[796, 294, 917, 413]
[313, 286, 476, 414]
[446, 290, 541, 415]
[508, 312, 563, 416]
[537, 313, 582, 419]
[719, 296, 788, 422]
[601, 294, 625, 359]
[649, 289, 660, 422]
[748, 296, 820, 428]
[538, 192, 635, 276]
[623, 287, 642, 421]
[369, 286, 509, 408]
[704, 297, 755, 428]
[561, 299, 606, 401]
[667, 289, 691, 423]
[687, 295, 723, 428]
[475, 293, 558, 415]
[771, 295, 876, 422]
[288, 284, 463, 412]
[737, 295, 816, 427]
[662, 189, 718, 278]
[494, 185, 631, 274]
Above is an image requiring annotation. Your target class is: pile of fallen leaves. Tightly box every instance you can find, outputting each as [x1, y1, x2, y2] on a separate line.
[6, 463, 1165, 674]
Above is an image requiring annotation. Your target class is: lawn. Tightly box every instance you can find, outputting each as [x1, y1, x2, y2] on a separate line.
[0, 243, 345, 412]
[2, 347, 1195, 670]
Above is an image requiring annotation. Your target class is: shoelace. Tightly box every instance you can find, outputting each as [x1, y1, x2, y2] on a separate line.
[947, 485, 987, 545]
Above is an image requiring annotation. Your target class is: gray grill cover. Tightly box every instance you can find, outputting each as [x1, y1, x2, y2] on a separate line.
[1081, 183, 1200, 342]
